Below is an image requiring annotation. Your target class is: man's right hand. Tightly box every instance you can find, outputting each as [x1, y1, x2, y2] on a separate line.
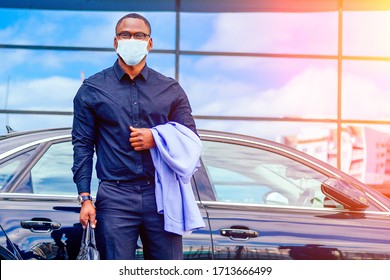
[80, 200, 97, 229]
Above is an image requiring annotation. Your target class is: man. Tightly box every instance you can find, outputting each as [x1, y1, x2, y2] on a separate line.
[72, 13, 197, 260]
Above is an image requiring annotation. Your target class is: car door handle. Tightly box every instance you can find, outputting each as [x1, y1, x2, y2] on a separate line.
[21, 220, 61, 233]
[220, 227, 259, 240]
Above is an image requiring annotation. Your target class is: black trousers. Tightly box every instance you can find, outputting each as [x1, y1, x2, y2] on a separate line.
[95, 180, 183, 260]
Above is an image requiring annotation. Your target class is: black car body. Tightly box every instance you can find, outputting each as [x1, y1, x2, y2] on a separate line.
[1, 128, 390, 260]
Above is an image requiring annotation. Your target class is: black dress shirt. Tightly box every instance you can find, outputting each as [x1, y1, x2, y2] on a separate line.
[72, 60, 197, 194]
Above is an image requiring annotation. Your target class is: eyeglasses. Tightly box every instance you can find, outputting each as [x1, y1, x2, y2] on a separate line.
[116, 31, 150, 40]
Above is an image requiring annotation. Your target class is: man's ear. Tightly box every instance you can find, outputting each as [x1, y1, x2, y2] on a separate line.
[113, 37, 118, 50]
[148, 38, 153, 51]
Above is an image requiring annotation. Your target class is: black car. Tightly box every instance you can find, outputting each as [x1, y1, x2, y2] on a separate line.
[1, 128, 390, 260]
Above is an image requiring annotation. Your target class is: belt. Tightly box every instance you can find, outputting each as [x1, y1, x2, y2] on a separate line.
[101, 178, 152, 185]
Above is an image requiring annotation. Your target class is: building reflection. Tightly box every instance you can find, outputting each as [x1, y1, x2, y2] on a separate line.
[282, 126, 390, 198]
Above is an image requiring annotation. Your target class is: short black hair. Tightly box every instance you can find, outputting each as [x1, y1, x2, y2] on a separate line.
[115, 13, 152, 35]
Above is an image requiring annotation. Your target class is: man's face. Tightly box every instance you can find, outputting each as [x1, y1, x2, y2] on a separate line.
[114, 18, 152, 51]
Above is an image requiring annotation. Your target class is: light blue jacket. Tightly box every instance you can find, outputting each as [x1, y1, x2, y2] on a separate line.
[150, 122, 205, 235]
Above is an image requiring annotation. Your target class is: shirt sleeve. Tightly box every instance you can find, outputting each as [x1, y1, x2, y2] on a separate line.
[169, 83, 198, 136]
[71, 84, 97, 194]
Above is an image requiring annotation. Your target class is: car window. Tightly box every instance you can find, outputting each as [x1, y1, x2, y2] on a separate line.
[0, 150, 35, 192]
[13, 141, 98, 196]
[202, 140, 342, 209]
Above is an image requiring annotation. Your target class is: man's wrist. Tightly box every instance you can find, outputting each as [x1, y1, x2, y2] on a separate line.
[77, 194, 93, 204]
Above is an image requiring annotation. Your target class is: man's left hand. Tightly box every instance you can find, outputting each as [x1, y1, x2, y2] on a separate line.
[129, 126, 156, 151]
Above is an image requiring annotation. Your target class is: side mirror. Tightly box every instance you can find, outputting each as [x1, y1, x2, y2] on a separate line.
[321, 178, 369, 210]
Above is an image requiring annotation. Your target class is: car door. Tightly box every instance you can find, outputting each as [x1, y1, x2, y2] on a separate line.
[0, 139, 87, 260]
[0, 137, 213, 260]
[196, 138, 390, 260]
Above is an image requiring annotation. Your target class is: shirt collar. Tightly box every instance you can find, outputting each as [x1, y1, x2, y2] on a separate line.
[113, 59, 149, 81]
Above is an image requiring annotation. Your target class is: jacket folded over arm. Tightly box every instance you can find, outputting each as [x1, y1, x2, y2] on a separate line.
[150, 122, 205, 235]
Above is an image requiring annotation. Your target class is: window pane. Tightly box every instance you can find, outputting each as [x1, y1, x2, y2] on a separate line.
[1, 49, 115, 102]
[0, 150, 34, 191]
[181, 55, 337, 118]
[0, 9, 175, 49]
[147, 53, 176, 78]
[342, 60, 390, 120]
[18, 141, 98, 196]
[181, 12, 338, 54]
[202, 140, 329, 208]
[343, 11, 390, 57]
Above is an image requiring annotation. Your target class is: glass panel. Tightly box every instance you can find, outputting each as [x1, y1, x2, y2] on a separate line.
[0, 9, 175, 49]
[202, 140, 330, 208]
[342, 60, 390, 120]
[15, 141, 98, 196]
[0, 49, 115, 100]
[181, 12, 338, 55]
[146, 53, 176, 78]
[343, 11, 390, 57]
[181, 55, 338, 118]
[0, 150, 34, 191]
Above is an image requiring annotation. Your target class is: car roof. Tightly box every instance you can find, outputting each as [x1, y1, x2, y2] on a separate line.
[0, 127, 317, 159]
[0, 127, 72, 154]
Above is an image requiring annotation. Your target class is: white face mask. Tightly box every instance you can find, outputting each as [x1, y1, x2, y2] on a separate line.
[116, 39, 149, 66]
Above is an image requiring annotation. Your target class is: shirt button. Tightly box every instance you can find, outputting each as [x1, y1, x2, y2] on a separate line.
[133, 101, 137, 105]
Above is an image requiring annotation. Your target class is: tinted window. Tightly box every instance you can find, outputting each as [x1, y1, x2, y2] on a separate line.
[202, 140, 336, 208]
[0, 150, 34, 191]
[14, 141, 98, 196]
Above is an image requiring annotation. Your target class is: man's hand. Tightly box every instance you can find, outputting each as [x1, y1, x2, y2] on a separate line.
[80, 200, 96, 229]
[129, 126, 156, 151]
